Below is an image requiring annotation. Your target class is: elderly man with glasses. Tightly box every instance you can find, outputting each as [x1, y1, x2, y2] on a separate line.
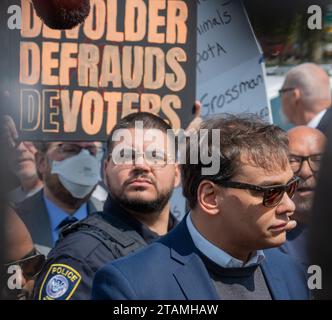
[92, 115, 310, 300]
[280, 126, 326, 267]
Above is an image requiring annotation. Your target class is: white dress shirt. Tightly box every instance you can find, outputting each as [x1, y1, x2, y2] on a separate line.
[186, 213, 265, 268]
[307, 109, 327, 128]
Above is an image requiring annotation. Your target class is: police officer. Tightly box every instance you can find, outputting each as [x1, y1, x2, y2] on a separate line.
[33, 112, 181, 300]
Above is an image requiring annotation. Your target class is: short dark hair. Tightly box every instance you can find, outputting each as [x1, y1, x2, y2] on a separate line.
[181, 115, 289, 209]
[106, 112, 175, 154]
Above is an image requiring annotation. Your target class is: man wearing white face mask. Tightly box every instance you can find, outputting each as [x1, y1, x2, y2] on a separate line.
[32, 112, 183, 300]
[16, 142, 104, 254]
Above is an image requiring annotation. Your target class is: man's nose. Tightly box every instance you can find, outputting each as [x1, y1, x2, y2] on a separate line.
[132, 155, 152, 171]
[276, 192, 296, 216]
[16, 142, 27, 152]
[298, 159, 315, 179]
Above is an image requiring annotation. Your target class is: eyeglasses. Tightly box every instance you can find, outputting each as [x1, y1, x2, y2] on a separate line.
[278, 87, 296, 95]
[4, 249, 46, 279]
[110, 147, 174, 167]
[289, 154, 323, 174]
[54, 143, 104, 160]
[216, 176, 299, 207]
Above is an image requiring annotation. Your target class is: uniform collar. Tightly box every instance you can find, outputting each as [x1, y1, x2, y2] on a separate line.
[103, 196, 177, 244]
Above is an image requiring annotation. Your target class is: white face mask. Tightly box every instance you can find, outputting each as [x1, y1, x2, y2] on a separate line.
[51, 149, 101, 199]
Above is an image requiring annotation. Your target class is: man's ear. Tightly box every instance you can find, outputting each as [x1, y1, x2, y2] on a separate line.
[173, 164, 181, 188]
[292, 88, 301, 105]
[292, 88, 303, 120]
[197, 180, 221, 216]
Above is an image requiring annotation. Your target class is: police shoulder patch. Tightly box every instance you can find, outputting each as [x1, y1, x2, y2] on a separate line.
[39, 264, 81, 300]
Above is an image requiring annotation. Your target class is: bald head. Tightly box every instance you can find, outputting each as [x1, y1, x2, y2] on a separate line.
[281, 64, 332, 125]
[288, 126, 326, 152]
[288, 126, 326, 224]
[284, 63, 331, 107]
[5, 207, 34, 263]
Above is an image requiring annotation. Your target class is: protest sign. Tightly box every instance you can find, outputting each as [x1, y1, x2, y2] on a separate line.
[196, 0, 272, 122]
[172, 0, 272, 220]
[2, 0, 197, 141]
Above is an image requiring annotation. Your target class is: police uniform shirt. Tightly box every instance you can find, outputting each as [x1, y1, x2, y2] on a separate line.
[33, 198, 177, 300]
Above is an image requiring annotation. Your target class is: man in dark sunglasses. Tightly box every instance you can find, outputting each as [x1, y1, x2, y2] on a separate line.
[92, 116, 310, 300]
[2, 207, 45, 300]
[280, 126, 326, 267]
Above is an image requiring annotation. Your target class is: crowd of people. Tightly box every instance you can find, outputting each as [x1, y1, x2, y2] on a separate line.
[1, 62, 331, 300]
[1, 0, 332, 301]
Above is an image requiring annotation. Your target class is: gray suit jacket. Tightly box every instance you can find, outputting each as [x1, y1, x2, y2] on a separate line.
[16, 190, 103, 254]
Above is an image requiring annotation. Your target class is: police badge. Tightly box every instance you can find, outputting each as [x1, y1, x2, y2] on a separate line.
[39, 264, 81, 300]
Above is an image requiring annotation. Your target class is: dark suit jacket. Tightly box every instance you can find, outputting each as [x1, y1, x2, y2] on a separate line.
[310, 116, 332, 298]
[279, 225, 309, 268]
[316, 107, 332, 136]
[92, 219, 310, 300]
[16, 190, 103, 252]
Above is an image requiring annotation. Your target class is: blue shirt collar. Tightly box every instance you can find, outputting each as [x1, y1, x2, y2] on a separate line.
[43, 192, 88, 244]
[186, 213, 265, 268]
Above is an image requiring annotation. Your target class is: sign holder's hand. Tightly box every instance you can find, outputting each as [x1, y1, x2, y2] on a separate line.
[185, 101, 202, 135]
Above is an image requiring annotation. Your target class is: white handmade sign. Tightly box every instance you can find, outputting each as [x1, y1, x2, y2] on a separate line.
[173, 0, 272, 221]
[196, 0, 272, 122]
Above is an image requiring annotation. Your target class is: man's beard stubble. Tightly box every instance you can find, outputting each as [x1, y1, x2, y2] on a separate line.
[294, 195, 313, 213]
[293, 177, 316, 223]
[114, 189, 172, 215]
[31, 0, 91, 30]
[108, 174, 174, 215]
